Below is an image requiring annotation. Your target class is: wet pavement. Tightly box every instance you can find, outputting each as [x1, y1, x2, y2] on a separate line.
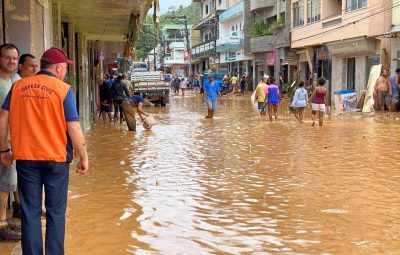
[2, 91, 400, 254]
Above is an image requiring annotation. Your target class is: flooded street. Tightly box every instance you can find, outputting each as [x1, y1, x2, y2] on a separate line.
[3, 92, 400, 255]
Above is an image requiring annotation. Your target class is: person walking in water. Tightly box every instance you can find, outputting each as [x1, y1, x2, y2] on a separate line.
[180, 77, 187, 97]
[255, 75, 268, 117]
[203, 75, 221, 119]
[310, 77, 328, 127]
[121, 95, 151, 131]
[264, 77, 280, 122]
[291, 81, 308, 123]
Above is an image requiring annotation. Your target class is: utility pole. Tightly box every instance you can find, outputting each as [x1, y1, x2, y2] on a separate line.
[153, 46, 156, 71]
[169, 15, 192, 77]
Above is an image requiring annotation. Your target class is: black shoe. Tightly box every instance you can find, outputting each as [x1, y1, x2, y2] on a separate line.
[12, 202, 22, 219]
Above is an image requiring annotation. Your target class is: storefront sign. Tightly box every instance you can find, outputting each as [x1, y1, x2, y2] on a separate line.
[327, 38, 375, 56]
[229, 31, 240, 45]
[265, 51, 275, 66]
[228, 52, 236, 61]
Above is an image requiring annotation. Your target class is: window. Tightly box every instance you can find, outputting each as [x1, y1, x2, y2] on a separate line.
[205, 5, 209, 15]
[347, 58, 356, 90]
[346, 0, 367, 12]
[307, 0, 321, 23]
[219, 0, 222, 5]
[231, 25, 235, 31]
[293, 1, 304, 27]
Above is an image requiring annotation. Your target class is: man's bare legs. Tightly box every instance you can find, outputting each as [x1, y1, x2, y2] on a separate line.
[0, 192, 8, 227]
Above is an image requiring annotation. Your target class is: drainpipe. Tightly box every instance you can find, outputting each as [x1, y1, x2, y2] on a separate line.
[2, 0, 5, 44]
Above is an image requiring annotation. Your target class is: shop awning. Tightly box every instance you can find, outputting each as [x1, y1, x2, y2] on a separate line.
[369, 28, 400, 38]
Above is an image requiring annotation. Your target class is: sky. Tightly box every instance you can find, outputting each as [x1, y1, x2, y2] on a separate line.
[148, 0, 192, 14]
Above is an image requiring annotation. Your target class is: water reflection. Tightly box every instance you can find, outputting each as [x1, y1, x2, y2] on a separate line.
[40, 93, 400, 254]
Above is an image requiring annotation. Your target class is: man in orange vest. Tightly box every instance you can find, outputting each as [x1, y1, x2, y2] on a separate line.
[0, 47, 88, 254]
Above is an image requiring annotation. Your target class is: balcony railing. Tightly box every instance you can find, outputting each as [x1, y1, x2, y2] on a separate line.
[219, 1, 244, 23]
[192, 39, 217, 58]
[250, 26, 290, 53]
[250, 0, 274, 12]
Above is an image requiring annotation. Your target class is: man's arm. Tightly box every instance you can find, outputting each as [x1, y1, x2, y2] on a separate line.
[137, 103, 148, 120]
[396, 73, 400, 89]
[388, 79, 393, 95]
[67, 121, 88, 175]
[0, 110, 12, 166]
[374, 78, 380, 95]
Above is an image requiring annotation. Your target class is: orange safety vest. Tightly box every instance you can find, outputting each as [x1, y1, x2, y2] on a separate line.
[9, 74, 71, 162]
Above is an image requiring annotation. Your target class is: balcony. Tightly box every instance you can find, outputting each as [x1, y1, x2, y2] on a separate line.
[250, 0, 274, 12]
[250, 26, 290, 53]
[219, 1, 244, 23]
[192, 39, 217, 59]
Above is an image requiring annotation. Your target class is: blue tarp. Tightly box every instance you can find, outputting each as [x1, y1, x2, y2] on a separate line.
[334, 89, 356, 95]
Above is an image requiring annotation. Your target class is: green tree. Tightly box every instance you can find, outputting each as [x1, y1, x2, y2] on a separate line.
[136, 16, 159, 61]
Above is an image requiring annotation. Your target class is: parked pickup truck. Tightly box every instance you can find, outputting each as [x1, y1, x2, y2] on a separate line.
[131, 71, 170, 106]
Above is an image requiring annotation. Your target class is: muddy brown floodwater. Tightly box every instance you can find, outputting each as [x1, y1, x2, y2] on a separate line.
[2, 92, 400, 255]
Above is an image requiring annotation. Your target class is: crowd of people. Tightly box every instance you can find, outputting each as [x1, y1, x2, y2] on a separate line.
[255, 75, 329, 126]
[98, 73, 151, 131]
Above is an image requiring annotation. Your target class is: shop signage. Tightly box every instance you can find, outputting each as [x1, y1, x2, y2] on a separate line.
[229, 31, 240, 45]
[265, 51, 276, 66]
[228, 52, 236, 61]
[209, 56, 216, 65]
[327, 38, 375, 55]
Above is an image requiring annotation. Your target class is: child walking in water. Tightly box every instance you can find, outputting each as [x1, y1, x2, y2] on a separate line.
[264, 77, 280, 122]
[291, 81, 308, 123]
[309, 77, 328, 127]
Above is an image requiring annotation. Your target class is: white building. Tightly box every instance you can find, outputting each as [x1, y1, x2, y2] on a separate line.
[216, 0, 253, 76]
[163, 42, 189, 76]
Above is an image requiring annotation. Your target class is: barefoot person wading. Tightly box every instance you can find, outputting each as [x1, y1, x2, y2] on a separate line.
[310, 77, 328, 127]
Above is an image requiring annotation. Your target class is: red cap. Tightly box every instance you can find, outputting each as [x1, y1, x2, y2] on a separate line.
[40, 47, 74, 67]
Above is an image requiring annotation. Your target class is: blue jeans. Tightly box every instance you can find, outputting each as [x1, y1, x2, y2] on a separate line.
[113, 100, 124, 119]
[17, 160, 70, 255]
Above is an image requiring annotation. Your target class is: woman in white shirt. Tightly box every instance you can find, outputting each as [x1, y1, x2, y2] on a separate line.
[291, 81, 308, 123]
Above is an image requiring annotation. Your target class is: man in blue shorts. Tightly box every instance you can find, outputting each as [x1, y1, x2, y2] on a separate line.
[203, 75, 221, 119]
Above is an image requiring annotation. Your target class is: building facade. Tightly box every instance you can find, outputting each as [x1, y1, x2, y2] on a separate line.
[216, 0, 254, 78]
[291, 0, 392, 102]
[163, 42, 189, 76]
[191, 0, 223, 73]
[244, 0, 293, 88]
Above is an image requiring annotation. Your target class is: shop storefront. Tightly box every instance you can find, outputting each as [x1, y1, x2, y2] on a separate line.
[327, 38, 379, 95]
